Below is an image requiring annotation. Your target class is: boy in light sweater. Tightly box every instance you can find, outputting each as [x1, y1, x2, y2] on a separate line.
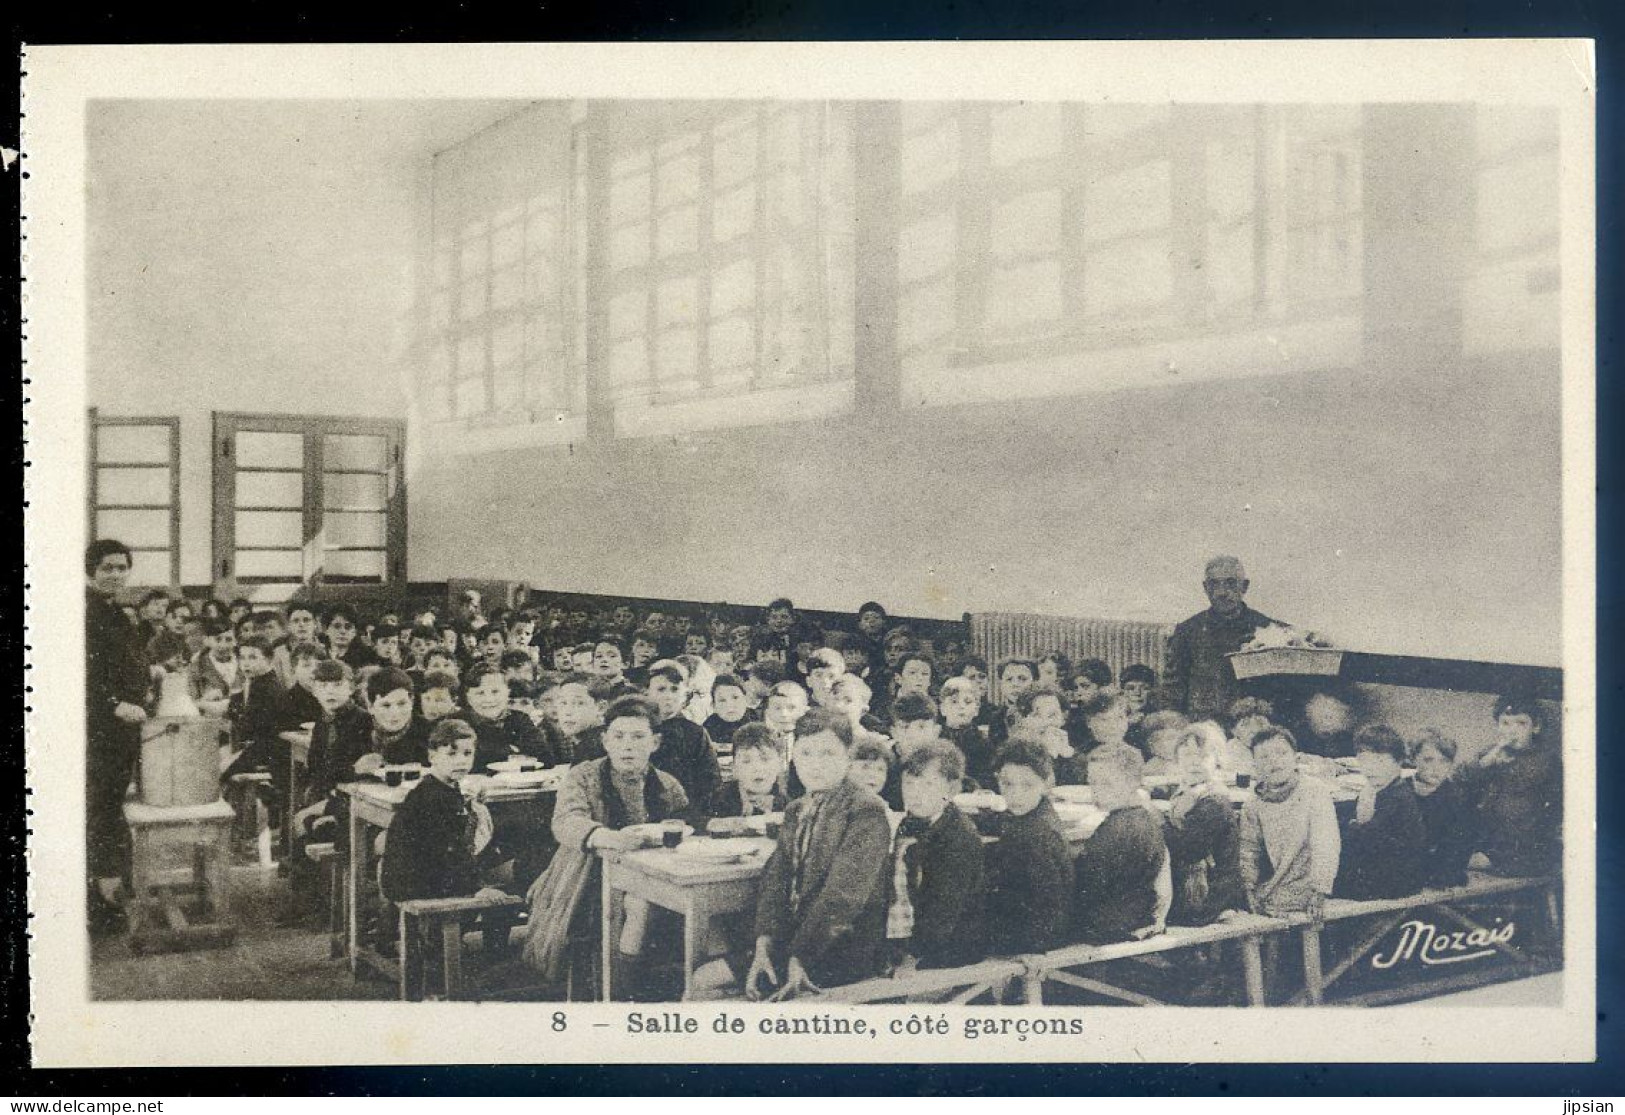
[1239, 727, 1340, 918]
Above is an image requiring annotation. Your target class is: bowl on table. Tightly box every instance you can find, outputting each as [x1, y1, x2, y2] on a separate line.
[622, 821, 694, 848]
[671, 837, 766, 864]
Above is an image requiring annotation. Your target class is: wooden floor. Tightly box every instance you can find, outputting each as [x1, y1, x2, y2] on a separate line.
[91, 864, 394, 1002]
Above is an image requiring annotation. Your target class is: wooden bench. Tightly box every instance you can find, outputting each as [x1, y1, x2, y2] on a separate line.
[817, 958, 1028, 1005]
[303, 841, 346, 959]
[397, 892, 526, 1001]
[1022, 912, 1297, 1006]
[1294, 873, 1561, 1006]
[225, 771, 276, 867]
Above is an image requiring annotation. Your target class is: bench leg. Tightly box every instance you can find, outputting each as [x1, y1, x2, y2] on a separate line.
[1300, 927, 1325, 1006]
[1241, 936, 1266, 1007]
[441, 919, 464, 1000]
[400, 911, 421, 1001]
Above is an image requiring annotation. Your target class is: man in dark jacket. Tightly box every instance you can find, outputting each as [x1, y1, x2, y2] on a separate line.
[1163, 555, 1278, 721]
[85, 540, 152, 934]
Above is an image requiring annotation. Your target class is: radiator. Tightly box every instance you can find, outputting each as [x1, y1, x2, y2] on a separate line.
[969, 612, 1173, 702]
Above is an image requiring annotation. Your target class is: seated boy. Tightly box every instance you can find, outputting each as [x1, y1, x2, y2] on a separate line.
[280, 641, 328, 730]
[846, 739, 895, 802]
[1072, 743, 1168, 945]
[888, 740, 986, 971]
[889, 693, 944, 758]
[549, 673, 606, 767]
[1163, 729, 1246, 926]
[803, 647, 846, 711]
[1119, 663, 1159, 727]
[294, 660, 373, 843]
[706, 723, 788, 821]
[1457, 694, 1563, 877]
[986, 742, 1074, 954]
[189, 617, 242, 714]
[939, 676, 995, 789]
[221, 635, 289, 786]
[1239, 727, 1340, 918]
[371, 623, 403, 667]
[1011, 685, 1086, 786]
[693, 708, 892, 1000]
[462, 664, 556, 772]
[988, 657, 1038, 750]
[500, 648, 537, 687]
[1335, 724, 1427, 900]
[646, 663, 722, 816]
[417, 670, 463, 724]
[704, 673, 753, 747]
[1133, 709, 1191, 777]
[1409, 728, 1476, 889]
[381, 719, 511, 904]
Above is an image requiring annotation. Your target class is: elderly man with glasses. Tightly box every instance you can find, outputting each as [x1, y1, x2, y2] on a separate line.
[1163, 555, 1278, 721]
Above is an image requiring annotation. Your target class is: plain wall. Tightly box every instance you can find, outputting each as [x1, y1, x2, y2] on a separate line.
[85, 101, 437, 586]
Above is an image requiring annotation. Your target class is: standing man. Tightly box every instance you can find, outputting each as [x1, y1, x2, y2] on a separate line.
[85, 539, 152, 935]
[1163, 555, 1277, 721]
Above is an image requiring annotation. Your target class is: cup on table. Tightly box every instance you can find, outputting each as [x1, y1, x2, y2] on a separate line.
[660, 820, 686, 849]
[384, 768, 404, 787]
[1235, 772, 1252, 789]
[402, 766, 422, 782]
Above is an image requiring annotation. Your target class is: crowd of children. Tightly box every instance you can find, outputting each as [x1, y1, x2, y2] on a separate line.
[101, 583, 1565, 1003]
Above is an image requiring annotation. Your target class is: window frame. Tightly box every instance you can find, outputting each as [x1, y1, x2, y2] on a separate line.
[87, 408, 181, 588]
[211, 412, 407, 598]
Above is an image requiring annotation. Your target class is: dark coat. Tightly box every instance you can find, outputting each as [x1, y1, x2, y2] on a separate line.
[1415, 777, 1477, 889]
[1336, 777, 1428, 900]
[653, 717, 722, 820]
[1162, 792, 1247, 925]
[754, 777, 892, 987]
[1074, 804, 1166, 945]
[1459, 744, 1563, 877]
[1163, 604, 1275, 720]
[466, 709, 548, 773]
[306, 703, 374, 801]
[380, 775, 482, 903]
[985, 799, 1075, 954]
[899, 804, 987, 969]
[705, 780, 787, 820]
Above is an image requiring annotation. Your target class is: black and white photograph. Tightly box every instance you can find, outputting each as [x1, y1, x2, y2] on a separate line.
[23, 41, 1595, 1066]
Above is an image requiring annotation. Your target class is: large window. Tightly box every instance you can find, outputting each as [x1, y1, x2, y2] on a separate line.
[88, 410, 179, 587]
[419, 105, 586, 427]
[212, 413, 405, 602]
[601, 102, 855, 405]
[898, 102, 1363, 364]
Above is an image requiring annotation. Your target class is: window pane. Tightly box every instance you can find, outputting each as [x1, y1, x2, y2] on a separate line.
[991, 189, 1061, 261]
[96, 425, 171, 465]
[610, 223, 651, 271]
[95, 509, 170, 548]
[898, 279, 955, 350]
[235, 549, 304, 578]
[990, 103, 1064, 167]
[900, 212, 956, 283]
[127, 550, 173, 587]
[491, 265, 523, 310]
[323, 550, 387, 580]
[713, 182, 756, 242]
[713, 120, 758, 188]
[708, 317, 754, 369]
[459, 277, 487, 320]
[986, 260, 1064, 331]
[235, 470, 302, 509]
[610, 173, 651, 221]
[324, 472, 386, 511]
[658, 275, 699, 328]
[711, 258, 755, 318]
[902, 119, 958, 195]
[656, 205, 699, 259]
[1086, 238, 1173, 315]
[236, 510, 304, 549]
[657, 149, 701, 208]
[609, 338, 649, 392]
[655, 329, 698, 388]
[1085, 161, 1172, 242]
[323, 511, 387, 549]
[324, 435, 387, 472]
[609, 289, 648, 339]
[97, 466, 170, 506]
[235, 431, 303, 469]
[1207, 224, 1256, 308]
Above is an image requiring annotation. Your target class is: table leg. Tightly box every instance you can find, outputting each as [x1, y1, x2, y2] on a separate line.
[1241, 935, 1266, 1007]
[1300, 926, 1325, 1006]
[346, 805, 363, 975]
[441, 918, 464, 1000]
[1022, 970, 1044, 1006]
[681, 895, 704, 1001]
[599, 862, 615, 1003]
[399, 910, 417, 1001]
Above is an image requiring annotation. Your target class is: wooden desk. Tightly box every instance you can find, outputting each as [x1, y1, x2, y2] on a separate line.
[598, 838, 775, 1001]
[280, 729, 311, 860]
[339, 774, 561, 979]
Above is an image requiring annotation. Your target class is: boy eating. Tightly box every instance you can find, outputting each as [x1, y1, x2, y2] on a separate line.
[706, 723, 788, 820]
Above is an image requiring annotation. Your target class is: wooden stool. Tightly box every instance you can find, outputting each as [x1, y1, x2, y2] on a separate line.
[303, 841, 346, 958]
[225, 772, 275, 867]
[124, 799, 237, 954]
[397, 892, 524, 1001]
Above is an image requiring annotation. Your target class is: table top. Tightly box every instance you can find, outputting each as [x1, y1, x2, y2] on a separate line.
[339, 772, 561, 810]
[605, 836, 777, 886]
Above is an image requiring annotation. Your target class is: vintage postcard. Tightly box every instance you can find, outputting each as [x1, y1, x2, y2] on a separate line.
[21, 39, 1596, 1067]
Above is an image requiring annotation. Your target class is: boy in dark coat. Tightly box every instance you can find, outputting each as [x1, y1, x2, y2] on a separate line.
[693, 708, 891, 1000]
[1073, 743, 1168, 945]
[381, 719, 509, 903]
[889, 740, 987, 970]
[1335, 725, 1427, 900]
[985, 742, 1075, 954]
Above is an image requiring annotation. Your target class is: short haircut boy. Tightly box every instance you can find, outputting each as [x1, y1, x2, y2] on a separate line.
[745, 660, 787, 687]
[238, 634, 274, 657]
[712, 672, 747, 695]
[499, 648, 534, 671]
[1492, 693, 1544, 726]
[1120, 663, 1159, 687]
[731, 722, 785, 759]
[321, 603, 359, 627]
[1352, 723, 1408, 763]
[995, 740, 1055, 783]
[1014, 683, 1065, 719]
[1087, 741, 1146, 783]
[365, 667, 415, 702]
[960, 654, 989, 676]
[998, 656, 1038, 680]
[311, 659, 353, 685]
[603, 694, 660, 729]
[290, 641, 329, 666]
[1408, 727, 1458, 762]
[1074, 658, 1113, 686]
[427, 717, 477, 752]
[1076, 687, 1127, 722]
[901, 738, 965, 783]
[792, 705, 853, 748]
[891, 692, 939, 725]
